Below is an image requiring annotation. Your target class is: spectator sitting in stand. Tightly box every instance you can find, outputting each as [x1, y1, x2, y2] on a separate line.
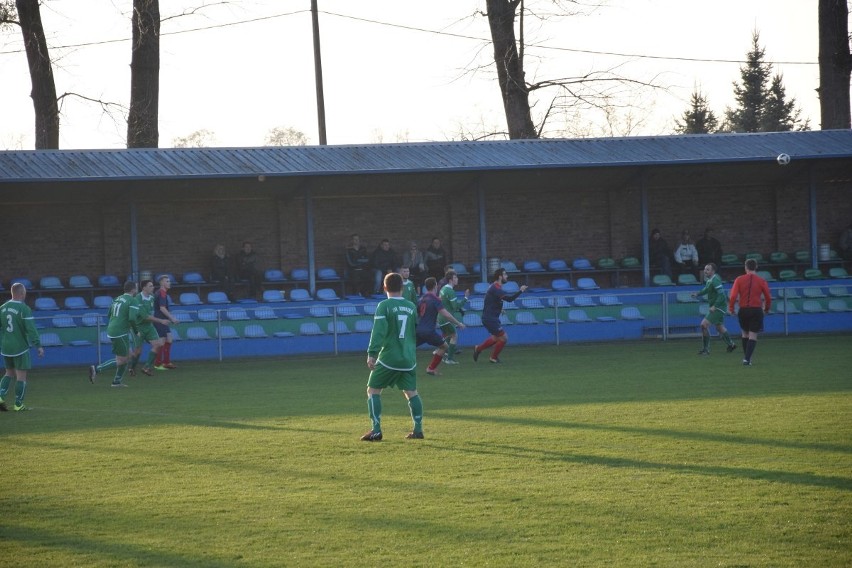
[370, 238, 399, 294]
[236, 241, 262, 299]
[424, 237, 447, 280]
[696, 227, 723, 268]
[674, 230, 700, 277]
[345, 234, 372, 297]
[649, 228, 673, 279]
[211, 243, 233, 299]
[402, 241, 428, 287]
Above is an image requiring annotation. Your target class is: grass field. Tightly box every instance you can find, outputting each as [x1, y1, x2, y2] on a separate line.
[1, 336, 850, 567]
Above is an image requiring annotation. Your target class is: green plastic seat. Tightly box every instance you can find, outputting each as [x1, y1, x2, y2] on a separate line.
[757, 270, 776, 282]
[779, 269, 798, 281]
[745, 252, 764, 263]
[769, 251, 789, 263]
[620, 257, 640, 268]
[652, 275, 675, 286]
[721, 253, 739, 265]
[804, 268, 824, 280]
[794, 250, 810, 262]
[677, 274, 699, 285]
[597, 257, 616, 269]
[829, 267, 849, 279]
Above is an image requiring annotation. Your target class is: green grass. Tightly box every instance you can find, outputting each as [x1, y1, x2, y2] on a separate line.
[1, 336, 850, 567]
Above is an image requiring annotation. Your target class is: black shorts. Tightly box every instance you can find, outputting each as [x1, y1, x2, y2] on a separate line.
[154, 322, 171, 338]
[737, 307, 764, 334]
[416, 330, 446, 348]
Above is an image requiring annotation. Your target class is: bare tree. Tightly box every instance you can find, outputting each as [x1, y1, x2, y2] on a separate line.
[127, 0, 160, 148]
[818, 0, 851, 129]
[5, 0, 59, 149]
[173, 129, 216, 148]
[265, 127, 309, 146]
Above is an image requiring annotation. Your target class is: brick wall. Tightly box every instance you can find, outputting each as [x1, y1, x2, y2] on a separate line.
[2, 180, 850, 286]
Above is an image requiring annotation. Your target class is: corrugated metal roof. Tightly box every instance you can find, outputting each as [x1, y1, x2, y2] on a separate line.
[1, 130, 851, 183]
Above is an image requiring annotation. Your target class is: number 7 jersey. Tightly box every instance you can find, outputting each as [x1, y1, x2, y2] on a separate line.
[368, 297, 417, 371]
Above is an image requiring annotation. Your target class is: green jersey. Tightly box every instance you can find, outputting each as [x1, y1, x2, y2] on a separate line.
[0, 299, 41, 356]
[368, 297, 417, 371]
[438, 284, 465, 325]
[696, 273, 727, 310]
[136, 293, 156, 330]
[402, 279, 417, 305]
[106, 293, 140, 337]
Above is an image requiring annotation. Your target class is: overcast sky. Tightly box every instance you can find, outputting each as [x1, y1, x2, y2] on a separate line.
[0, 0, 828, 150]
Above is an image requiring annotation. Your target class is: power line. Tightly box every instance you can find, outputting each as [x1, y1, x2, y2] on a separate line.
[0, 7, 818, 66]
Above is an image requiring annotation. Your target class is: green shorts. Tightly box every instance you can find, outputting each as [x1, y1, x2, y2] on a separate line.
[110, 334, 133, 357]
[368, 364, 417, 391]
[439, 321, 457, 337]
[704, 307, 726, 326]
[137, 324, 159, 343]
[3, 352, 32, 371]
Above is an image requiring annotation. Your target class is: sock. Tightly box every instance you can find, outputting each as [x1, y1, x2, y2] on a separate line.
[163, 342, 172, 364]
[702, 334, 710, 350]
[408, 394, 423, 433]
[129, 355, 139, 371]
[477, 337, 497, 352]
[745, 339, 757, 362]
[721, 332, 733, 346]
[0, 375, 10, 397]
[368, 394, 382, 432]
[446, 342, 457, 361]
[97, 359, 116, 373]
[154, 348, 163, 366]
[741, 337, 748, 353]
[428, 354, 442, 371]
[15, 380, 27, 406]
[114, 363, 127, 384]
[492, 341, 506, 359]
[146, 350, 157, 368]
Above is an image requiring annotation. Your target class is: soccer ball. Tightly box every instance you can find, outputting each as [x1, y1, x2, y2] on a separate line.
[777, 153, 791, 166]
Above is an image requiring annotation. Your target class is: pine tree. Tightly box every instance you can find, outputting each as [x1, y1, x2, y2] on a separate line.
[723, 32, 806, 132]
[675, 89, 719, 134]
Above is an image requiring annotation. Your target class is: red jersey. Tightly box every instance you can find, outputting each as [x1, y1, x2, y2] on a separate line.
[728, 272, 771, 313]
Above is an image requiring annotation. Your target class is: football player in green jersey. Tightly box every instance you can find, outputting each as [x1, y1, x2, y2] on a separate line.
[361, 272, 423, 441]
[399, 266, 418, 305]
[132, 280, 171, 376]
[692, 263, 736, 355]
[89, 280, 140, 387]
[438, 269, 469, 364]
[0, 282, 44, 411]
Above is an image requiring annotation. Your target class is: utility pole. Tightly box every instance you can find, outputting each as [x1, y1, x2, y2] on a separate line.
[311, 0, 328, 145]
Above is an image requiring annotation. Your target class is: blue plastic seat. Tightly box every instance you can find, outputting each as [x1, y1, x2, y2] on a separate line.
[217, 325, 239, 339]
[207, 291, 230, 304]
[93, 295, 114, 309]
[316, 288, 340, 301]
[473, 282, 490, 295]
[522, 260, 545, 272]
[290, 268, 309, 281]
[39, 332, 63, 347]
[502, 281, 520, 294]
[226, 307, 250, 321]
[449, 263, 469, 275]
[354, 319, 373, 333]
[568, 309, 593, 323]
[69, 275, 93, 288]
[574, 294, 595, 307]
[572, 258, 593, 270]
[154, 273, 178, 285]
[310, 306, 332, 318]
[548, 296, 569, 308]
[501, 260, 521, 273]
[264, 269, 286, 282]
[577, 278, 599, 290]
[317, 267, 340, 280]
[299, 322, 324, 336]
[548, 259, 569, 272]
[35, 297, 60, 311]
[82, 313, 105, 327]
[600, 294, 622, 306]
[518, 297, 544, 309]
[244, 324, 269, 338]
[197, 309, 218, 322]
[462, 313, 482, 327]
[182, 272, 206, 284]
[172, 310, 193, 323]
[327, 321, 350, 334]
[290, 289, 312, 302]
[551, 279, 572, 292]
[186, 327, 212, 340]
[98, 275, 121, 288]
[64, 296, 89, 310]
[179, 292, 203, 305]
[621, 307, 645, 320]
[362, 302, 378, 315]
[253, 307, 277, 320]
[336, 303, 359, 317]
[262, 290, 285, 302]
[515, 311, 538, 325]
[39, 276, 64, 289]
[11, 278, 34, 290]
[52, 315, 77, 328]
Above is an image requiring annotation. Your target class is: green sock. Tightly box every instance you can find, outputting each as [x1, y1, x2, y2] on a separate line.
[114, 364, 127, 384]
[408, 395, 423, 433]
[0, 375, 10, 398]
[145, 350, 157, 368]
[15, 380, 27, 406]
[447, 342, 457, 361]
[368, 394, 382, 432]
[721, 332, 733, 346]
[702, 335, 710, 350]
[97, 359, 116, 373]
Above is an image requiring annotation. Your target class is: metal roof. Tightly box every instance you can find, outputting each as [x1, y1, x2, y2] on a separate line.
[2, 130, 851, 184]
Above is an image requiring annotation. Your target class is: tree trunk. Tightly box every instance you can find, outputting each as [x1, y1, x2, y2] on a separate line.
[486, 0, 537, 139]
[818, 0, 851, 129]
[16, 0, 59, 149]
[127, 0, 160, 148]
